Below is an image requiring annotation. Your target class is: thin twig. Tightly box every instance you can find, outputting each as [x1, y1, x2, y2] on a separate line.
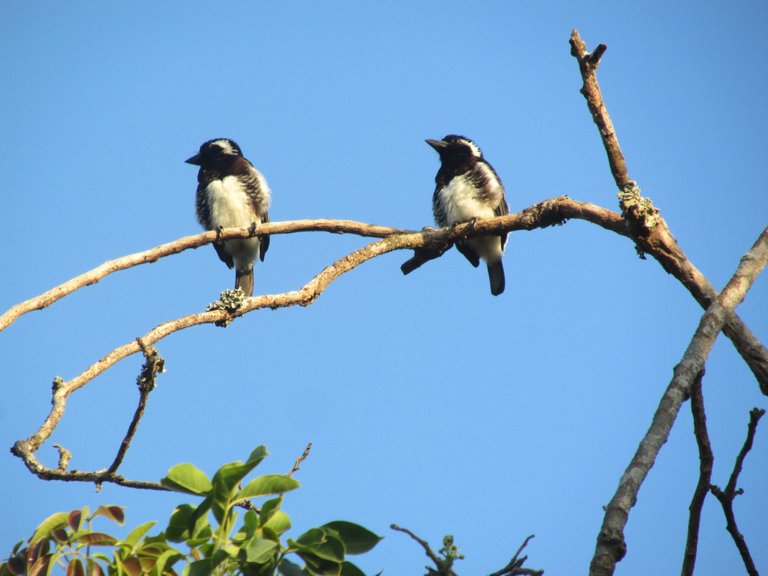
[488, 534, 543, 576]
[589, 227, 768, 576]
[288, 442, 313, 478]
[390, 524, 448, 574]
[682, 369, 712, 576]
[101, 340, 164, 483]
[710, 408, 765, 576]
[569, 31, 630, 188]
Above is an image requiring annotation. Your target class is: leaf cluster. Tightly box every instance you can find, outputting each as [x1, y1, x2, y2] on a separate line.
[1, 446, 381, 576]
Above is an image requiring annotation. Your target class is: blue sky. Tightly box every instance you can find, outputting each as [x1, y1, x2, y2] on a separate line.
[1, 2, 767, 574]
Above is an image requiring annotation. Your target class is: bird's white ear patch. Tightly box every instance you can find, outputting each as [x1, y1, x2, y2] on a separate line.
[460, 138, 482, 158]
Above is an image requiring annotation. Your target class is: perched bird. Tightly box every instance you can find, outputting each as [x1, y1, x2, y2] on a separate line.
[186, 138, 271, 297]
[426, 135, 509, 296]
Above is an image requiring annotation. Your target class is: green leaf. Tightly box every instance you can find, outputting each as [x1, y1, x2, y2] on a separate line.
[243, 510, 259, 534]
[165, 502, 211, 544]
[278, 557, 304, 576]
[187, 559, 215, 576]
[258, 497, 282, 527]
[153, 548, 184, 574]
[190, 496, 213, 538]
[161, 464, 212, 496]
[294, 528, 325, 547]
[298, 551, 341, 576]
[236, 475, 300, 501]
[208, 447, 270, 523]
[166, 505, 194, 542]
[93, 506, 125, 525]
[339, 561, 366, 576]
[322, 522, 383, 555]
[187, 548, 230, 576]
[308, 534, 345, 563]
[243, 537, 279, 564]
[119, 521, 156, 552]
[30, 512, 69, 544]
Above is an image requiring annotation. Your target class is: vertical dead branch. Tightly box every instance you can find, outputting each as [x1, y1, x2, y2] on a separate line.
[682, 370, 713, 576]
[569, 33, 630, 188]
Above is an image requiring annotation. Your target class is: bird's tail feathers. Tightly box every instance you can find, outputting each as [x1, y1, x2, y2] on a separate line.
[487, 260, 505, 296]
[235, 270, 254, 298]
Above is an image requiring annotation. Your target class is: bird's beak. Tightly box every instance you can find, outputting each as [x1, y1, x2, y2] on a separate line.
[185, 153, 202, 165]
[425, 138, 447, 152]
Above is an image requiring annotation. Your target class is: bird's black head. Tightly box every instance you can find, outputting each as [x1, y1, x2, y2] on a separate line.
[185, 138, 243, 166]
[426, 135, 483, 171]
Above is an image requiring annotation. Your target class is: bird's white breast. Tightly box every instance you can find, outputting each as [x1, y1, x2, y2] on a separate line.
[439, 174, 498, 224]
[204, 176, 259, 228]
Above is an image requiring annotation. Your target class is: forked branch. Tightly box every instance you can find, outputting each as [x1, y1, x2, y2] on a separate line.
[570, 28, 768, 392]
[10, 197, 626, 488]
[710, 408, 765, 576]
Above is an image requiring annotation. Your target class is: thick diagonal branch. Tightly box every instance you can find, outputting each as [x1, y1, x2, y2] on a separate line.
[589, 227, 768, 576]
[570, 28, 768, 392]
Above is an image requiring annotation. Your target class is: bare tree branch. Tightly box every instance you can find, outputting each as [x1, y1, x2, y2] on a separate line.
[0, 219, 407, 333]
[288, 442, 313, 478]
[569, 28, 768, 393]
[0, 199, 625, 333]
[569, 32, 629, 188]
[488, 534, 543, 576]
[710, 408, 765, 576]
[589, 226, 768, 576]
[390, 524, 449, 575]
[7, 197, 636, 487]
[682, 369, 712, 576]
[99, 339, 164, 485]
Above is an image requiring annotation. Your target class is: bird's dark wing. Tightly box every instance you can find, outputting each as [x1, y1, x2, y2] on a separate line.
[260, 211, 270, 261]
[456, 242, 481, 267]
[213, 241, 234, 269]
[495, 193, 510, 251]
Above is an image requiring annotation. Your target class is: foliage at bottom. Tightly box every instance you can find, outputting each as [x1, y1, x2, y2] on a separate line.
[1, 446, 381, 576]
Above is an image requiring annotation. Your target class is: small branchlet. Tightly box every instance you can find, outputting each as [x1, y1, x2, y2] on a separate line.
[136, 339, 165, 392]
[52, 443, 72, 471]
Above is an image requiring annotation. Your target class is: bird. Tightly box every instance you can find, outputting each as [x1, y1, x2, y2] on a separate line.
[186, 138, 271, 297]
[426, 135, 509, 296]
